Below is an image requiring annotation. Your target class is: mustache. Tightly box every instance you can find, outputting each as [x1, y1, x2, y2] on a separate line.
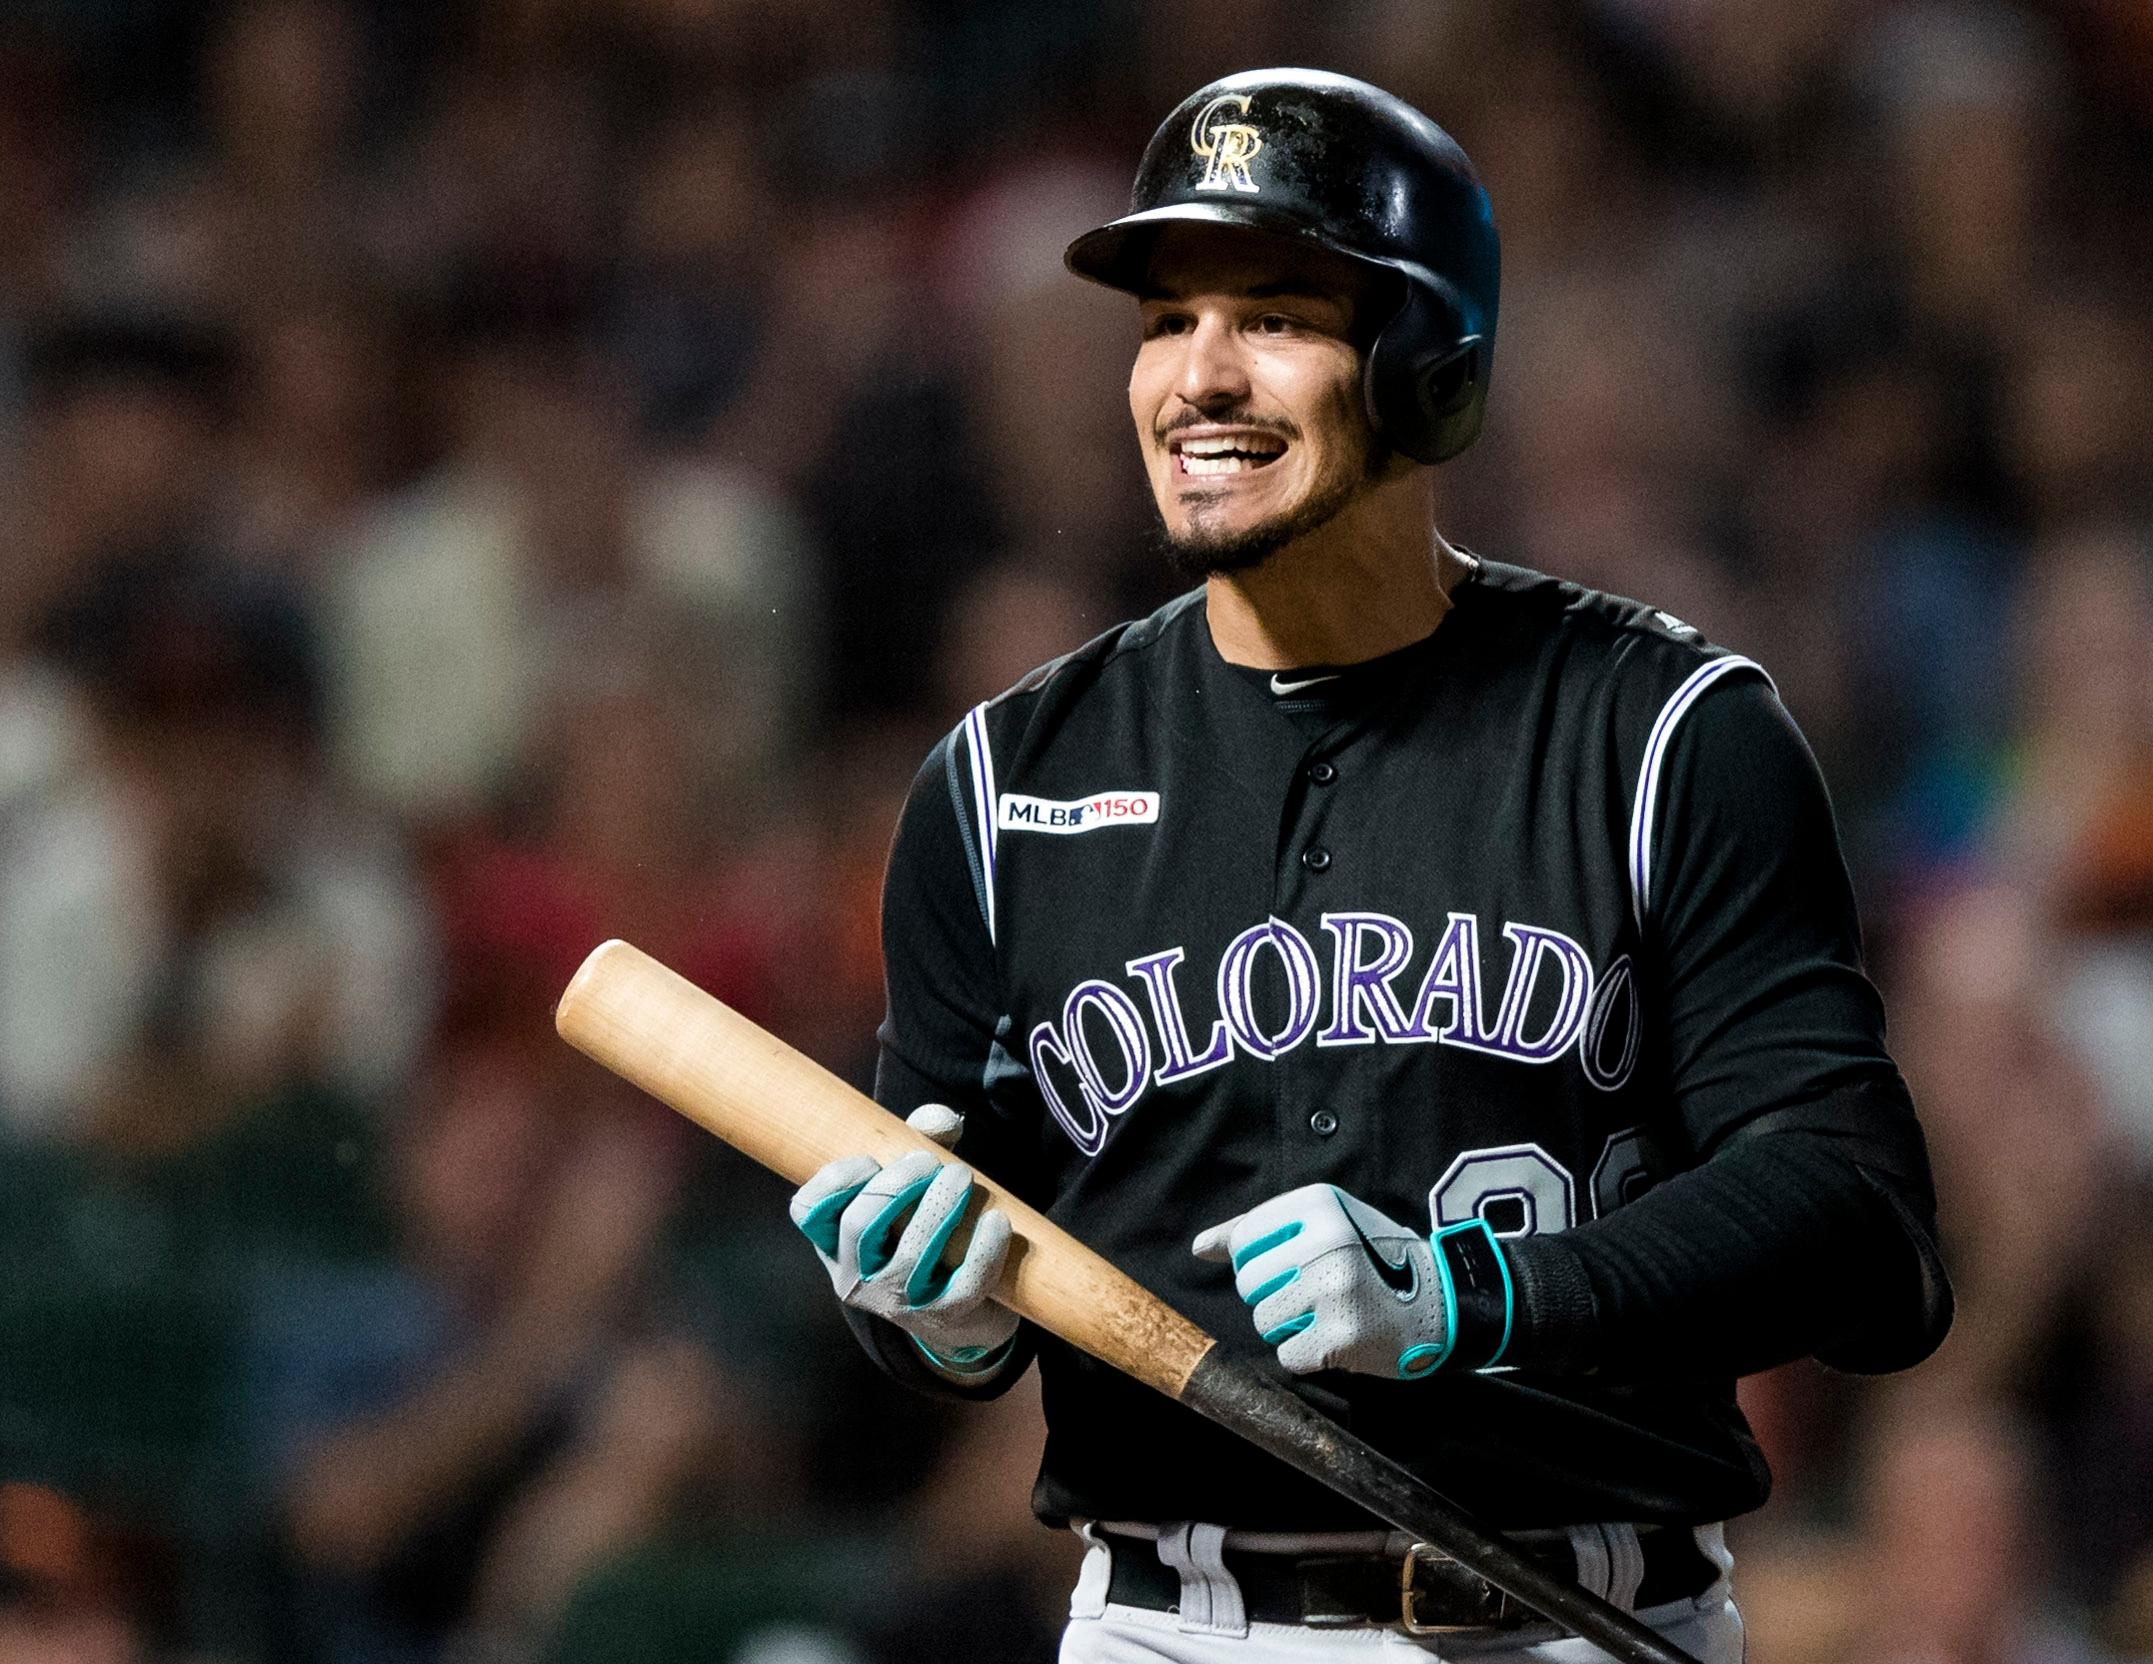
[1156, 409, 1300, 445]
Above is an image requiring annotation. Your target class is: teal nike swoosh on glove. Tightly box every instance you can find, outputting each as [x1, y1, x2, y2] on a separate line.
[1194, 1183, 1462, 1379]
[790, 1105, 1019, 1376]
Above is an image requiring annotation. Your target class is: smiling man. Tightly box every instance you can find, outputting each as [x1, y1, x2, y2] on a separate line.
[785, 70, 1951, 1662]
[1138, 239, 1382, 571]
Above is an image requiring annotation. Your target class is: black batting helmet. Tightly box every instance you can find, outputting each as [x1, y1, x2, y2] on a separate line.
[1065, 69, 1499, 465]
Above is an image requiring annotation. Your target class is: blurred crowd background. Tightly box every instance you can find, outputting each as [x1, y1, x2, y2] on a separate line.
[0, 0, 2148, 1660]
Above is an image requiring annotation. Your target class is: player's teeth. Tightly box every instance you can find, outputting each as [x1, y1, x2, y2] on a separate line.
[1180, 437, 1281, 457]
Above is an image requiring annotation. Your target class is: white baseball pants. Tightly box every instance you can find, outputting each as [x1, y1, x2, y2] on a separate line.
[1058, 1524, 1742, 1663]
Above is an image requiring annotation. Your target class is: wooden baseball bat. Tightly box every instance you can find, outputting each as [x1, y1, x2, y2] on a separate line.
[555, 939, 1704, 1664]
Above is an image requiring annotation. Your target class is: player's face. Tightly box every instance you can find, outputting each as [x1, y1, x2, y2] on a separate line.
[1130, 228, 1386, 577]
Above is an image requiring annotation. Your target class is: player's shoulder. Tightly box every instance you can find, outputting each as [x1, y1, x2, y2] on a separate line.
[1469, 556, 1729, 663]
[997, 587, 1202, 702]
[964, 587, 1204, 737]
[1466, 555, 1772, 711]
[901, 592, 1200, 868]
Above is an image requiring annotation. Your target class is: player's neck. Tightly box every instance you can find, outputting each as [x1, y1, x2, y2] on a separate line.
[1204, 474, 1466, 671]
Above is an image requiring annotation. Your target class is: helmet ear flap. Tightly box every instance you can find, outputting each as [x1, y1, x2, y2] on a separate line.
[1363, 276, 1491, 465]
[1419, 339, 1481, 419]
[1415, 337, 1487, 462]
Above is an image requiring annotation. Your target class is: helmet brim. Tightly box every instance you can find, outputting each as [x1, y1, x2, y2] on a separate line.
[1064, 202, 1388, 293]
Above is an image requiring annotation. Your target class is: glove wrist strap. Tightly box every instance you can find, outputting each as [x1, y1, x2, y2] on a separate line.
[1430, 1219, 1514, 1371]
[911, 1330, 1019, 1381]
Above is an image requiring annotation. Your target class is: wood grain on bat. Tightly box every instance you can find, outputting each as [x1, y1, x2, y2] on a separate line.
[555, 938, 1215, 1399]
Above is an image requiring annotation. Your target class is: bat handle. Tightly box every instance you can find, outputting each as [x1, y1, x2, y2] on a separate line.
[1179, 1354, 1707, 1664]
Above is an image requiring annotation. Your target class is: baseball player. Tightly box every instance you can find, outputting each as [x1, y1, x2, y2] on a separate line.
[790, 70, 1951, 1661]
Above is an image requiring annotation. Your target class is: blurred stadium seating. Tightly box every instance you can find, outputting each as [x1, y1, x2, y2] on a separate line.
[0, 2, 2148, 1660]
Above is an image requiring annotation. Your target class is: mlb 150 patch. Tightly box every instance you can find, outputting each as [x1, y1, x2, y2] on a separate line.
[997, 791, 1161, 835]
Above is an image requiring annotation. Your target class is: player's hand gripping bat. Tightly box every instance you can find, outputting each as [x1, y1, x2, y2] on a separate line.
[554, 940, 1704, 1664]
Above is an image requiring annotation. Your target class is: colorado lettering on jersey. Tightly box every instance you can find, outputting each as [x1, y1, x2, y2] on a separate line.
[1026, 909, 1642, 1156]
[997, 790, 1160, 835]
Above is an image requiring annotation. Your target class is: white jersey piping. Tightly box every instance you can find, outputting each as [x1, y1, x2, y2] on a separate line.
[964, 701, 1000, 944]
[1628, 655, 1770, 929]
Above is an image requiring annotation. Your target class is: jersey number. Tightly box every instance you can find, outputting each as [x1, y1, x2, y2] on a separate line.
[1428, 1131, 1652, 1237]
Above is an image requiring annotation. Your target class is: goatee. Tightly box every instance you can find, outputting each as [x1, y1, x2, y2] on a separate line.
[1151, 453, 1375, 584]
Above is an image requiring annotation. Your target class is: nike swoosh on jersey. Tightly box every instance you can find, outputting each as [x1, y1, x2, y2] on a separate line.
[1270, 672, 1341, 695]
[1345, 1209, 1419, 1296]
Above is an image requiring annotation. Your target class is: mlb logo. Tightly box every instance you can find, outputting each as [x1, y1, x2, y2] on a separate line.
[998, 791, 1161, 835]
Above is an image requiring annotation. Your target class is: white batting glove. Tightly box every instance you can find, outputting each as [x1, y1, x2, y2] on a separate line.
[789, 1105, 1018, 1375]
[1194, 1184, 1458, 1379]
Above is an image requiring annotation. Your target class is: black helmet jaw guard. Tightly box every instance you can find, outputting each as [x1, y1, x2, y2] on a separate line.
[1066, 69, 1499, 466]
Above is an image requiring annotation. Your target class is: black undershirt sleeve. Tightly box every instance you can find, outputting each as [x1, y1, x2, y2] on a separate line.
[848, 731, 1041, 1400]
[1500, 676, 1952, 1378]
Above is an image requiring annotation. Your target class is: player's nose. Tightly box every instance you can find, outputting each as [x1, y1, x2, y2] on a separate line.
[1174, 314, 1251, 410]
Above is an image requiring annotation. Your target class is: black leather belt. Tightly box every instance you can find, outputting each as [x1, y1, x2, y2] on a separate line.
[1103, 1527, 1717, 1634]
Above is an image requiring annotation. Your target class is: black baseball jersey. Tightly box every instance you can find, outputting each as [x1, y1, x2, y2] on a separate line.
[859, 557, 1948, 1531]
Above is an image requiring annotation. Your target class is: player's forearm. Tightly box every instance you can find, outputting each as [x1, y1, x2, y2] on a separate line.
[1498, 1115, 1951, 1379]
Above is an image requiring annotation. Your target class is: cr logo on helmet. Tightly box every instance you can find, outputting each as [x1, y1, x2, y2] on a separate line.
[1190, 94, 1263, 194]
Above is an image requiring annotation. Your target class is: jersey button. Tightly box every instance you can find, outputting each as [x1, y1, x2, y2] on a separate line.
[1301, 846, 1332, 872]
[1306, 761, 1337, 786]
[1309, 1110, 1339, 1137]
